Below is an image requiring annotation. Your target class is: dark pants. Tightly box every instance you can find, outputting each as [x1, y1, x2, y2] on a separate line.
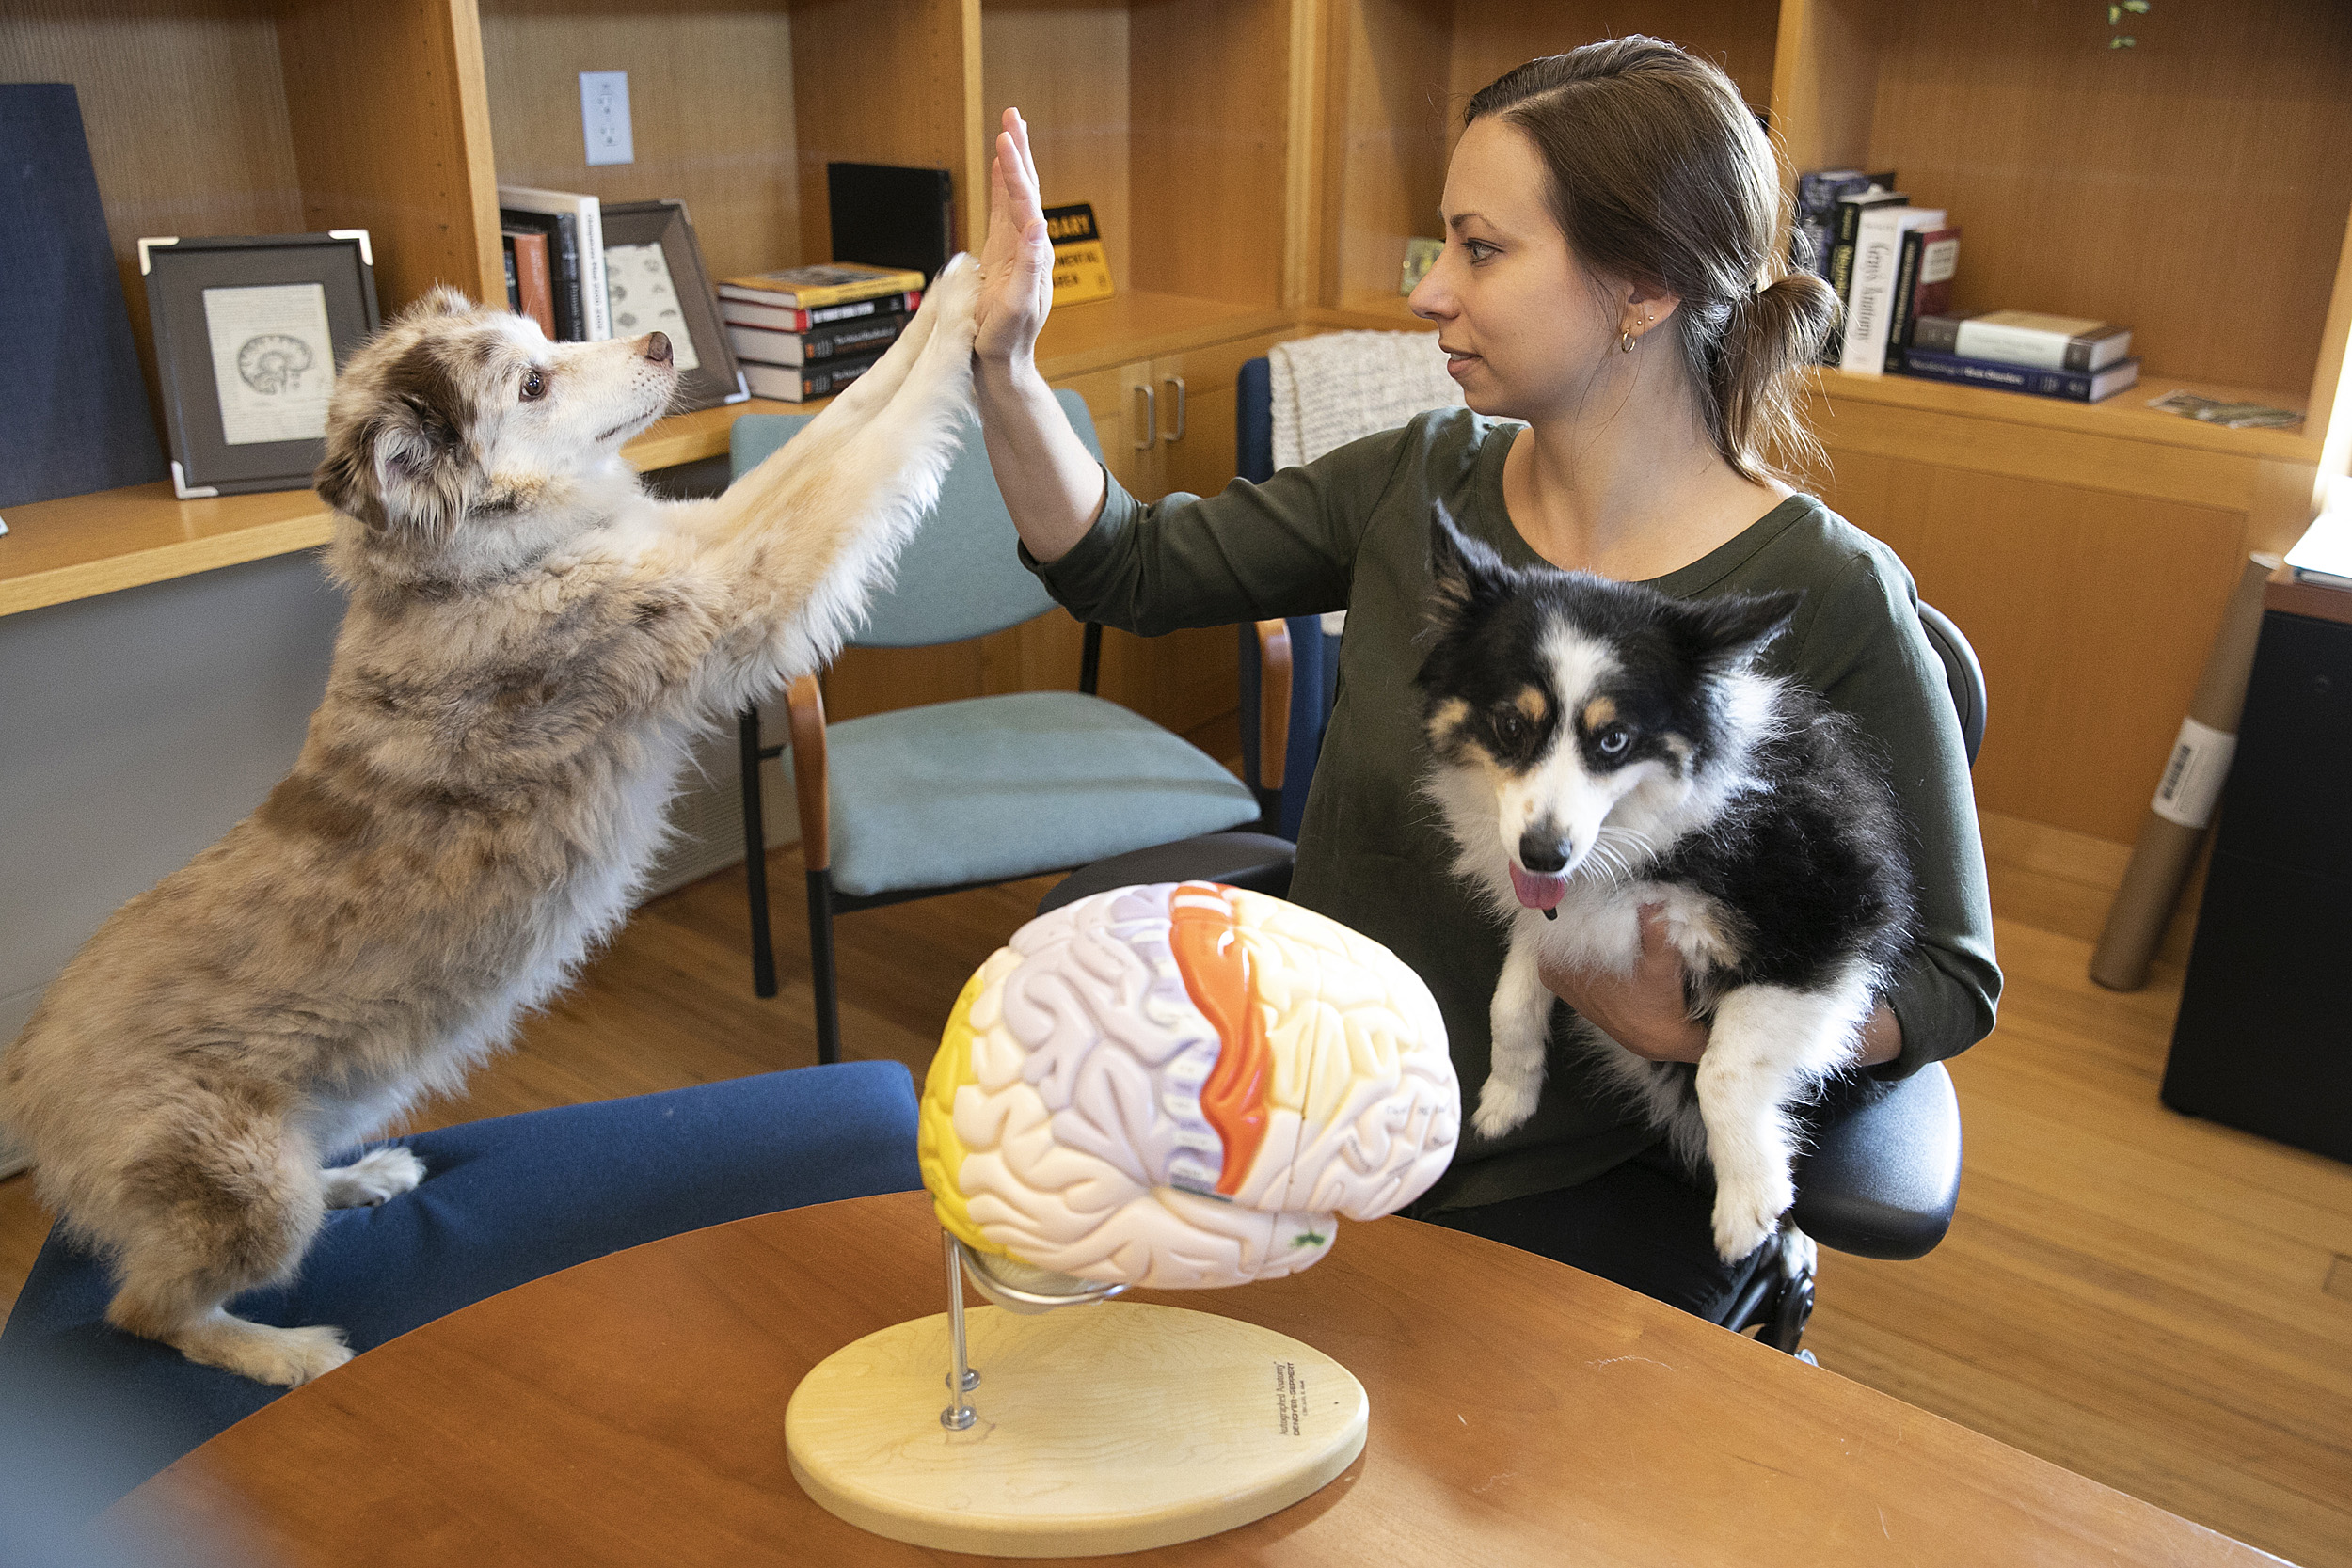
[1427, 1143, 1770, 1323]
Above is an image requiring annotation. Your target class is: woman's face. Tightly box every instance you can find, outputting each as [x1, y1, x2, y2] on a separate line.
[1409, 116, 1641, 420]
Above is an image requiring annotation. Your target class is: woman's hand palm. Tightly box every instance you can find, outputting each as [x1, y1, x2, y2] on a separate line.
[976, 108, 1054, 365]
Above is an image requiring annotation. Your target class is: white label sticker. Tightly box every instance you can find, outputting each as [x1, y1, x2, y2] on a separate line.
[2151, 716, 2237, 829]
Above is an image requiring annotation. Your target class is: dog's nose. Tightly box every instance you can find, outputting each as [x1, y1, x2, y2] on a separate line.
[1518, 831, 1571, 875]
[644, 331, 673, 365]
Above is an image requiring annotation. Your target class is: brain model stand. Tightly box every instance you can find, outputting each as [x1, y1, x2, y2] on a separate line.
[785, 882, 1459, 1557]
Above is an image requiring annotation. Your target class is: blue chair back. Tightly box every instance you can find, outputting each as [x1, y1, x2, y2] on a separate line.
[728, 388, 1104, 650]
[1235, 356, 1340, 839]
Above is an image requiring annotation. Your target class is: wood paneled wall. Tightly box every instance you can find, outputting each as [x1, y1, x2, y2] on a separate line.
[1795, 0, 2352, 400]
[479, 0, 801, 284]
[982, 0, 1135, 294]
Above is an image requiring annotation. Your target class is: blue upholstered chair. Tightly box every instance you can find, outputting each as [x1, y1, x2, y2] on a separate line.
[730, 392, 1262, 1064]
[0, 1061, 923, 1511]
[1046, 357, 1979, 1357]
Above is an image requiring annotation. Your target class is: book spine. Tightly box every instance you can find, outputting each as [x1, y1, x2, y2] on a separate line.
[1899, 349, 2100, 400]
[1949, 320, 2128, 373]
[1884, 230, 1925, 371]
[746, 352, 887, 402]
[1914, 232, 1959, 324]
[577, 199, 610, 340]
[1910, 314, 1963, 356]
[807, 292, 916, 327]
[720, 293, 919, 333]
[718, 275, 924, 309]
[805, 317, 903, 358]
[1821, 198, 1881, 363]
[1839, 213, 1913, 375]
[501, 235, 519, 312]
[729, 319, 901, 367]
[548, 214, 582, 341]
[510, 231, 555, 338]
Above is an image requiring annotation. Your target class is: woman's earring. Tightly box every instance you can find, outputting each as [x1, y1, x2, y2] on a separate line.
[1619, 325, 1635, 354]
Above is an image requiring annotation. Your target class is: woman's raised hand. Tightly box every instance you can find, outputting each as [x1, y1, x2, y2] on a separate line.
[976, 107, 1055, 367]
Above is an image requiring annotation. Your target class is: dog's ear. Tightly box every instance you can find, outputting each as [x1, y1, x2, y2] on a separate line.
[396, 285, 476, 325]
[317, 333, 477, 541]
[364, 391, 473, 542]
[1677, 588, 1803, 670]
[1426, 506, 1513, 626]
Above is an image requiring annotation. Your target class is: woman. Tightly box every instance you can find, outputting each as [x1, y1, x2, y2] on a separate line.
[972, 39, 1998, 1319]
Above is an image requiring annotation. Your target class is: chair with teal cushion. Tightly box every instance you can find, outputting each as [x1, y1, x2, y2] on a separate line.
[730, 390, 1261, 1063]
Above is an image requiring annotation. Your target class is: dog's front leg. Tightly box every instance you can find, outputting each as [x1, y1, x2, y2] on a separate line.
[665, 256, 981, 707]
[1694, 979, 1872, 1261]
[1473, 927, 1553, 1141]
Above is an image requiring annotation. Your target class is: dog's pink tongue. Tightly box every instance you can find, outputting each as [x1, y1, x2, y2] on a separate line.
[1509, 863, 1568, 911]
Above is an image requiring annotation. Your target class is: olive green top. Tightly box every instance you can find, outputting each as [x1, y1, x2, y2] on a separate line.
[1028, 408, 2000, 1213]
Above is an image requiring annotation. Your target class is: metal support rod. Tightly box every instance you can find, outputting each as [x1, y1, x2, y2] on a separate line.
[941, 1231, 978, 1430]
[738, 709, 777, 998]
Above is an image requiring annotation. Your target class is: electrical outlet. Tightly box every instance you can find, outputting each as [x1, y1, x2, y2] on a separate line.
[580, 71, 633, 166]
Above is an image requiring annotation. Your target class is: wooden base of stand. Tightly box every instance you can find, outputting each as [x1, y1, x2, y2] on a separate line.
[785, 1302, 1367, 1558]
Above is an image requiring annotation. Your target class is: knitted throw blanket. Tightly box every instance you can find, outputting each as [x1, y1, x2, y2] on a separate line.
[1267, 329, 1463, 472]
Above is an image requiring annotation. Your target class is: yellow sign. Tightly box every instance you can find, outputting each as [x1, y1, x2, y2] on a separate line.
[1043, 202, 1114, 307]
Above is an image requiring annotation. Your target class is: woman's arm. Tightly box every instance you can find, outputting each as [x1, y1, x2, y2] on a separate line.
[972, 107, 1105, 565]
[1537, 911, 1901, 1067]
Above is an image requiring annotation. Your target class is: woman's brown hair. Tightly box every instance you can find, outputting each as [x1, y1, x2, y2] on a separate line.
[1464, 38, 1836, 484]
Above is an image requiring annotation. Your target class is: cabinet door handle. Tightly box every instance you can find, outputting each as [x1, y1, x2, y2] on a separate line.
[1161, 375, 1187, 442]
[1132, 383, 1156, 451]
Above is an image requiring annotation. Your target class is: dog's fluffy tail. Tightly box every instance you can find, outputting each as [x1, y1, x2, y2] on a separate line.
[683, 254, 980, 713]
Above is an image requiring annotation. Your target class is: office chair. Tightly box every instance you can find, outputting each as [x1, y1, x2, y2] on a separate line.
[0, 1061, 924, 1510]
[1042, 356, 1978, 1356]
[730, 393, 1263, 1064]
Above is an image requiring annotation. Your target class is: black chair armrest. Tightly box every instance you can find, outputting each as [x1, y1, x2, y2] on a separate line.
[1789, 1061, 1963, 1260]
[1037, 832, 1296, 915]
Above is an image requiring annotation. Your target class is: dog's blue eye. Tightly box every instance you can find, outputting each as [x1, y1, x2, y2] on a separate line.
[1597, 726, 1631, 756]
[520, 371, 547, 402]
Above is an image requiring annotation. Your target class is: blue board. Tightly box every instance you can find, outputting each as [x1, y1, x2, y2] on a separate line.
[2, 83, 165, 509]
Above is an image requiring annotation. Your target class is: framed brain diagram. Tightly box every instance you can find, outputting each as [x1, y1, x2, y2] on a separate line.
[139, 231, 380, 498]
[597, 198, 746, 414]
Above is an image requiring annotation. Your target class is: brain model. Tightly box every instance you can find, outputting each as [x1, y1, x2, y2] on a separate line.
[919, 882, 1458, 1290]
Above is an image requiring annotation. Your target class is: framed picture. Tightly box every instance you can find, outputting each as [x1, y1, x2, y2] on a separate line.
[138, 231, 380, 499]
[599, 198, 747, 413]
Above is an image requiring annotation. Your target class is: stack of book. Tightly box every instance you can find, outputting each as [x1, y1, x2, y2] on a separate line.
[499, 185, 610, 341]
[718, 263, 925, 402]
[1794, 166, 1959, 375]
[1796, 164, 2138, 404]
[1899, 311, 2137, 404]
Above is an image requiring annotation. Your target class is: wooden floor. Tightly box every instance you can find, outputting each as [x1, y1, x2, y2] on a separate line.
[3, 849, 2347, 1566]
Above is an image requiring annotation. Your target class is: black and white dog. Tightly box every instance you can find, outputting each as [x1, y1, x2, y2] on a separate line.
[1417, 515, 1916, 1262]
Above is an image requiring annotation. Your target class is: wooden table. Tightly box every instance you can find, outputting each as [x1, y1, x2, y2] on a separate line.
[111, 1190, 2281, 1566]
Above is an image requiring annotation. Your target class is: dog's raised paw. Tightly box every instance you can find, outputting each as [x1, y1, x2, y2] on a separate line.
[1709, 1172, 1793, 1264]
[1471, 1076, 1541, 1142]
[321, 1146, 425, 1209]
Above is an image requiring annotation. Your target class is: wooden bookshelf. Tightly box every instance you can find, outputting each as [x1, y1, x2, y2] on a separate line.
[11, 0, 2351, 844]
